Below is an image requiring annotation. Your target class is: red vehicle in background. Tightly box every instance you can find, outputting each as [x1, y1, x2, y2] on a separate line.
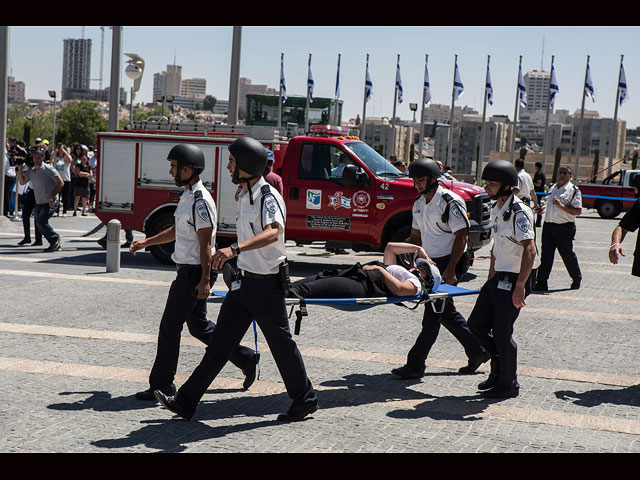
[94, 122, 493, 275]
[578, 169, 640, 218]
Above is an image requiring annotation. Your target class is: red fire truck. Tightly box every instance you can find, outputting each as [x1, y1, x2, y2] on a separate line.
[94, 122, 493, 274]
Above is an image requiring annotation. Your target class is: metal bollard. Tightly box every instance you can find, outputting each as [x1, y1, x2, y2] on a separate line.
[106, 219, 121, 273]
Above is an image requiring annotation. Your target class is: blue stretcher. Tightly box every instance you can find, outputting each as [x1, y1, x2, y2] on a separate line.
[210, 283, 480, 335]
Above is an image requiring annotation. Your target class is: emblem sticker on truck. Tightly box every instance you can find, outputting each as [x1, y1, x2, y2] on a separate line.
[328, 191, 352, 210]
[306, 189, 322, 210]
[352, 190, 370, 217]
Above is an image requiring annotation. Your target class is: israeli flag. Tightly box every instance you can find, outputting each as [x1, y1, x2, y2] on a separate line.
[307, 63, 314, 104]
[454, 62, 464, 101]
[585, 63, 595, 103]
[486, 63, 494, 106]
[396, 61, 403, 104]
[424, 61, 432, 105]
[619, 62, 629, 106]
[549, 64, 559, 109]
[280, 58, 287, 103]
[518, 64, 527, 108]
[365, 62, 373, 102]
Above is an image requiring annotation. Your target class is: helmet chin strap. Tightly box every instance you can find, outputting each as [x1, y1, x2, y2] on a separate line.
[490, 185, 512, 201]
[232, 167, 258, 204]
[418, 177, 439, 196]
[174, 166, 198, 188]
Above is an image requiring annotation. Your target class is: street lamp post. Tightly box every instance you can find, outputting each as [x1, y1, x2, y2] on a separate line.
[409, 102, 418, 162]
[124, 53, 145, 128]
[48, 90, 57, 148]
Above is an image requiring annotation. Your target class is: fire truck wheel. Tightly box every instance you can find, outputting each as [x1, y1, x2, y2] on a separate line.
[147, 212, 176, 265]
[596, 200, 621, 219]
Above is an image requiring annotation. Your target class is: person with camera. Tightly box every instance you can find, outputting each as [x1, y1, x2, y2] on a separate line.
[154, 136, 318, 422]
[51, 144, 73, 216]
[15, 145, 64, 252]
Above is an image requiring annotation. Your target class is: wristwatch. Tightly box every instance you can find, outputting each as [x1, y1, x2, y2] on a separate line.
[230, 243, 240, 256]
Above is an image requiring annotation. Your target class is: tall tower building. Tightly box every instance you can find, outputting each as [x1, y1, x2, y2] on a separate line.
[523, 70, 551, 115]
[153, 64, 182, 100]
[61, 38, 92, 101]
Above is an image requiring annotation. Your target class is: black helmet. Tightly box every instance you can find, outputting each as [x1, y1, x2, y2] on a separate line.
[167, 144, 205, 170]
[481, 160, 518, 187]
[228, 136, 267, 177]
[408, 157, 441, 179]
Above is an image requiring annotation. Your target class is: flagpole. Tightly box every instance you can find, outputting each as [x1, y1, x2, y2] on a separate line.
[334, 53, 341, 126]
[574, 55, 590, 179]
[419, 54, 428, 162]
[542, 55, 554, 170]
[478, 55, 490, 181]
[278, 53, 284, 129]
[305, 53, 311, 133]
[608, 54, 624, 177]
[361, 54, 370, 140]
[510, 56, 523, 164]
[392, 54, 400, 158]
[447, 54, 457, 169]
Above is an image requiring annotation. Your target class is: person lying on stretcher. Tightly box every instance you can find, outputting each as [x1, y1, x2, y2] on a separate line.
[286, 242, 442, 300]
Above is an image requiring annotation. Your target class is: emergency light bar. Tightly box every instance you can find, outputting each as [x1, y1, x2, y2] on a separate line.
[309, 125, 350, 136]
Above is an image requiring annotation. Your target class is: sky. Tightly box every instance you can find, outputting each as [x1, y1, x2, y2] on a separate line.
[7, 25, 640, 129]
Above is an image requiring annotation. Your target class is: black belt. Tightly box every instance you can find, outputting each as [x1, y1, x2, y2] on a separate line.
[240, 269, 279, 280]
[176, 263, 200, 270]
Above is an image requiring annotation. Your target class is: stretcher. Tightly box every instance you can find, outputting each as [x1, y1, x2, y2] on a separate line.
[210, 283, 480, 335]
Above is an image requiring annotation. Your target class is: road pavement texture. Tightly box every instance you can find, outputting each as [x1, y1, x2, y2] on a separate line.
[0, 210, 639, 453]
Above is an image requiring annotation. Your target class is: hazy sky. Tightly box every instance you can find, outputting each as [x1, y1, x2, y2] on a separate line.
[8, 26, 640, 128]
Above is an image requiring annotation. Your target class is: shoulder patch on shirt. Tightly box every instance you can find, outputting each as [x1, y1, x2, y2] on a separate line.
[515, 211, 531, 234]
[264, 194, 277, 214]
[195, 200, 210, 222]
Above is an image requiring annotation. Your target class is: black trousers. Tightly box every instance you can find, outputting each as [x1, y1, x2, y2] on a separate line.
[21, 189, 41, 243]
[536, 221, 581, 284]
[175, 274, 317, 417]
[148, 264, 255, 390]
[467, 272, 531, 390]
[405, 255, 486, 372]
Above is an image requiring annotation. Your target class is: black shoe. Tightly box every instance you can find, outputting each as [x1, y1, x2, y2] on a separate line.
[481, 385, 519, 399]
[17, 238, 31, 246]
[154, 391, 193, 421]
[121, 241, 131, 249]
[97, 238, 107, 250]
[135, 383, 176, 401]
[570, 279, 581, 290]
[477, 373, 499, 391]
[458, 352, 490, 374]
[391, 365, 424, 379]
[31, 241, 43, 246]
[276, 401, 318, 422]
[242, 352, 260, 390]
[44, 240, 61, 252]
[533, 282, 548, 292]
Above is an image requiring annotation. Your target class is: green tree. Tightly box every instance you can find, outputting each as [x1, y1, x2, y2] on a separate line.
[519, 147, 527, 160]
[55, 100, 109, 147]
[591, 149, 600, 183]
[552, 147, 562, 184]
[203, 95, 217, 112]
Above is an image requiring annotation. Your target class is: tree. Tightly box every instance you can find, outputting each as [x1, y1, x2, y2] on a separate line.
[552, 147, 562, 184]
[203, 95, 217, 112]
[591, 149, 600, 183]
[55, 100, 108, 147]
[632, 151, 638, 170]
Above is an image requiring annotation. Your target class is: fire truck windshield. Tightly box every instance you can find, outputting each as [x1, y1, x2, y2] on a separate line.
[344, 141, 404, 179]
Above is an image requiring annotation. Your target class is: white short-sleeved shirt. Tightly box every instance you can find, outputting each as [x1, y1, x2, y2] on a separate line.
[171, 180, 217, 265]
[544, 181, 582, 224]
[491, 194, 539, 273]
[385, 265, 422, 296]
[237, 177, 287, 275]
[516, 170, 535, 200]
[411, 186, 469, 259]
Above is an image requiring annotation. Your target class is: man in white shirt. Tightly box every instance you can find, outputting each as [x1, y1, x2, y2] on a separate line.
[467, 160, 538, 399]
[129, 143, 258, 402]
[533, 165, 583, 291]
[513, 159, 539, 212]
[391, 158, 489, 380]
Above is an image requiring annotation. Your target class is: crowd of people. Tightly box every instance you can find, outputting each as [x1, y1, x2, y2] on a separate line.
[3, 137, 98, 251]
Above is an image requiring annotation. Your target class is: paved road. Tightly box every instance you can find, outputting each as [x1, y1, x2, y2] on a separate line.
[0, 209, 639, 452]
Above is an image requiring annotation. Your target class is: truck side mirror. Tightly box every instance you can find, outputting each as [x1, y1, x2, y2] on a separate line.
[342, 164, 370, 188]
